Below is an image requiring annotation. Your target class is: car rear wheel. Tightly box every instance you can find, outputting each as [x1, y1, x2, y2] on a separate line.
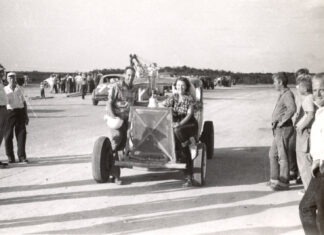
[92, 136, 113, 183]
[192, 143, 207, 186]
[92, 98, 99, 106]
[200, 121, 214, 159]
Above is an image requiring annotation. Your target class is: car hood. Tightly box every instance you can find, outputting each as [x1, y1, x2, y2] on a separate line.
[95, 83, 110, 95]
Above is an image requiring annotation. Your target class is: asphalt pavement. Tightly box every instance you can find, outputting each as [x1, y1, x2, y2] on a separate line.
[0, 84, 304, 234]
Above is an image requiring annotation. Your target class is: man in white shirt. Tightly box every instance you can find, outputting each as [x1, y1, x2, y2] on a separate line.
[4, 72, 29, 163]
[299, 73, 324, 235]
[0, 65, 8, 167]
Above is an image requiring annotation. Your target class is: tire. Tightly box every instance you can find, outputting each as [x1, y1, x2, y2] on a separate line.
[92, 98, 99, 106]
[92, 136, 113, 183]
[192, 143, 207, 186]
[200, 121, 214, 159]
[92, 91, 99, 105]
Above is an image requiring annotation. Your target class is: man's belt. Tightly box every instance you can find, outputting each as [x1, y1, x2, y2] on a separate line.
[280, 119, 293, 127]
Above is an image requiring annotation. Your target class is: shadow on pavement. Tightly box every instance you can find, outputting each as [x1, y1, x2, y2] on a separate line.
[0, 146, 302, 234]
[0, 179, 94, 193]
[0, 181, 183, 206]
[27, 109, 65, 113]
[0, 190, 277, 231]
[29, 115, 87, 118]
[33, 200, 298, 234]
[204, 97, 254, 101]
[8, 154, 91, 168]
[207, 146, 270, 186]
[0, 171, 181, 194]
[202, 225, 301, 235]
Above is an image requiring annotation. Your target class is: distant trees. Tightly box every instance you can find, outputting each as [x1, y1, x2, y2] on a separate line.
[11, 67, 296, 85]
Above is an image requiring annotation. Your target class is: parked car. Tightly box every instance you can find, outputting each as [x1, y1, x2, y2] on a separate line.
[91, 74, 123, 105]
[92, 77, 214, 186]
[200, 76, 214, 90]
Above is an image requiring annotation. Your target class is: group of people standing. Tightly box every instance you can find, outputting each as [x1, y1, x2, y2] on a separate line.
[40, 73, 101, 99]
[269, 69, 324, 234]
[0, 65, 29, 168]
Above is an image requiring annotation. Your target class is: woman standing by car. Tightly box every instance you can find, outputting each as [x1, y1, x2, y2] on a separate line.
[163, 77, 198, 187]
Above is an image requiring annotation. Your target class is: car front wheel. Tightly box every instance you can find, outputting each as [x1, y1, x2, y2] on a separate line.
[92, 136, 113, 183]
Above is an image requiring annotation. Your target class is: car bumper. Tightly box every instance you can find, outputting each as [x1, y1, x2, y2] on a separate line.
[93, 95, 108, 101]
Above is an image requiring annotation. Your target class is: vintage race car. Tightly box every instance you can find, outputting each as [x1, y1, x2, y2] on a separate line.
[91, 74, 123, 105]
[92, 76, 214, 186]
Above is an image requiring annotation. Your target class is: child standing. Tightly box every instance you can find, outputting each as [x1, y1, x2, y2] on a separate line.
[40, 81, 45, 99]
[295, 75, 315, 192]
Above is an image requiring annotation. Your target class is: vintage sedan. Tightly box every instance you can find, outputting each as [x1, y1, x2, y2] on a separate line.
[91, 74, 123, 105]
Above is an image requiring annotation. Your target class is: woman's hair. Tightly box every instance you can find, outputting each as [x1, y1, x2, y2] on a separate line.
[295, 68, 309, 79]
[174, 77, 191, 93]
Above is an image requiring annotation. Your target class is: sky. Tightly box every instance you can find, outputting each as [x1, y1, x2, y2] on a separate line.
[0, 0, 324, 73]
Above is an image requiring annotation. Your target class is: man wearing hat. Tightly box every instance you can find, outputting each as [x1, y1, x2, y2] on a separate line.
[0, 65, 8, 167]
[4, 72, 29, 163]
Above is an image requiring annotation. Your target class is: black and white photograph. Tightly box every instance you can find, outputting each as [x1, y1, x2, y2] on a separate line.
[0, 0, 324, 234]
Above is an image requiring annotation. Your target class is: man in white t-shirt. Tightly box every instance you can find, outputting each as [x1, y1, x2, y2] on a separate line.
[299, 73, 324, 235]
[4, 72, 29, 163]
[295, 75, 315, 191]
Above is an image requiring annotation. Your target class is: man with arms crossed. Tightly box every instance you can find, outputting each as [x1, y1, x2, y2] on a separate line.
[269, 72, 296, 190]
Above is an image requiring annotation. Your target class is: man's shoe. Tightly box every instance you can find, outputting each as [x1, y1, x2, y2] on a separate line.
[270, 183, 289, 191]
[0, 162, 8, 168]
[111, 177, 122, 185]
[8, 159, 15, 163]
[114, 178, 123, 185]
[289, 171, 298, 181]
[19, 159, 29, 164]
[182, 178, 193, 187]
[295, 176, 302, 185]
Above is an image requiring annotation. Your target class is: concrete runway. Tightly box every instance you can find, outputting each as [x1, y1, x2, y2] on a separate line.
[0, 85, 304, 234]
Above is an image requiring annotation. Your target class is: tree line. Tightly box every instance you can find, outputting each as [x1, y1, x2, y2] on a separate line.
[11, 66, 296, 85]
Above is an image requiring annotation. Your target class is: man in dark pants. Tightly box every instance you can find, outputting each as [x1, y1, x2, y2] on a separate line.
[81, 75, 87, 99]
[0, 65, 8, 167]
[269, 72, 296, 190]
[4, 72, 29, 163]
[299, 73, 324, 235]
[106, 66, 137, 185]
